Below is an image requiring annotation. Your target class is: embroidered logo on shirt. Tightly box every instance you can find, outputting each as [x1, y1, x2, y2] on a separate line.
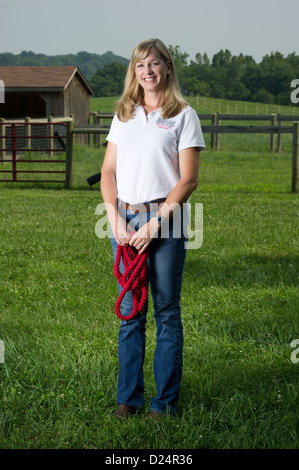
[156, 117, 176, 129]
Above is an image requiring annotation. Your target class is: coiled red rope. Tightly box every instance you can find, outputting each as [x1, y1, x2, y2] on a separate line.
[113, 244, 149, 321]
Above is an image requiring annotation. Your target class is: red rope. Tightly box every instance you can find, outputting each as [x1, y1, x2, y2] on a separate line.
[113, 244, 149, 321]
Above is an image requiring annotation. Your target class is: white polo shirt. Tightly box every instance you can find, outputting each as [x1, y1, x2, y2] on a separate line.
[106, 105, 205, 204]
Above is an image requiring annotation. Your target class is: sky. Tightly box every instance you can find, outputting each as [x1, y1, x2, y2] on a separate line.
[0, 0, 298, 63]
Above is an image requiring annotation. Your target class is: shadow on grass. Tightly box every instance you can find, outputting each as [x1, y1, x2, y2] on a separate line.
[184, 253, 299, 288]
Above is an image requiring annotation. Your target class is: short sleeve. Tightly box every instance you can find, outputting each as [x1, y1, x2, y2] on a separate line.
[106, 114, 119, 145]
[178, 107, 206, 152]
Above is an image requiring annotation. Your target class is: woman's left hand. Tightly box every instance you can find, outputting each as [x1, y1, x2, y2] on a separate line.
[129, 218, 160, 254]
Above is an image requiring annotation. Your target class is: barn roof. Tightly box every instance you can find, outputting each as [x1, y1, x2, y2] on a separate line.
[0, 66, 93, 94]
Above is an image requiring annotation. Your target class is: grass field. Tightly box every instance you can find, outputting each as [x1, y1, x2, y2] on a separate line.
[91, 95, 295, 154]
[0, 97, 298, 449]
[90, 95, 299, 116]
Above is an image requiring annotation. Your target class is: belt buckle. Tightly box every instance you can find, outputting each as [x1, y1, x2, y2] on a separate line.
[128, 203, 135, 212]
[128, 203, 140, 213]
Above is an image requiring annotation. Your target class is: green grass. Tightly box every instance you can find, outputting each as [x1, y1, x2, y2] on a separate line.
[90, 95, 296, 154]
[0, 97, 298, 449]
[187, 94, 299, 117]
[91, 94, 299, 116]
[90, 96, 119, 113]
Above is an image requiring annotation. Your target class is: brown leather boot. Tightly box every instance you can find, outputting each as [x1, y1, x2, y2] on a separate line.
[148, 410, 164, 421]
[114, 404, 139, 419]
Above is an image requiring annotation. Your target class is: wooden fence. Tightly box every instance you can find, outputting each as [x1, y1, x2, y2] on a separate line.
[81, 112, 299, 192]
[1, 113, 298, 191]
[0, 116, 73, 158]
[88, 111, 112, 146]
[88, 112, 299, 152]
[211, 113, 279, 151]
[0, 116, 74, 189]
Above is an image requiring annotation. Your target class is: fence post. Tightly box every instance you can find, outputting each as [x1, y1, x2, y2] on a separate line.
[93, 110, 101, 147]
[12, 123, 17, 181]
[211, 113, 216, 150]
[270, 114, 276, 153]
[92, 112, 97, 147]
[25, 116, 31, 151]
[48, 116, 53, 156]
[97, 110, 102, 146]
[0, 118, 5, 162]
[292, 122, 299, 193]
[216, 112, 220, 150]
[88, 114, 91, 146]
[277, 113, 282, 153]
[65, 115, 74, 189]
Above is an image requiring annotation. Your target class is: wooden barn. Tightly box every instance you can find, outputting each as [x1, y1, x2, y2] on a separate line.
[0, 66, 93, 144]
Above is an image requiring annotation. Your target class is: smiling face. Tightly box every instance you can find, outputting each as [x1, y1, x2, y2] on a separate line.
[135, 47, 171, 95]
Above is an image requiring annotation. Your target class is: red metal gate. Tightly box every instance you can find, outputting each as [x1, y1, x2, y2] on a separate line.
[0, 120, 68, 184]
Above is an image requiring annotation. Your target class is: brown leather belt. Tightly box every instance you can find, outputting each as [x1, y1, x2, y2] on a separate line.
[121, 198, 166, 213]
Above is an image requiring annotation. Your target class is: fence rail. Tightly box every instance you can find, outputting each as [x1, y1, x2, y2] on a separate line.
[89, 111, 299, 152]
[202, 125, 293, 133]
[0, 118, 74, 188]
[86, 112, 299, 192]
[0, 114, 298, 192]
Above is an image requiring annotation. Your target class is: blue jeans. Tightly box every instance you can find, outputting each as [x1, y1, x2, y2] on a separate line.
[111, 207, 187, 415]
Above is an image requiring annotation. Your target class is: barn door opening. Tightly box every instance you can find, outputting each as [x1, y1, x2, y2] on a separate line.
[2, 93, 46, 119]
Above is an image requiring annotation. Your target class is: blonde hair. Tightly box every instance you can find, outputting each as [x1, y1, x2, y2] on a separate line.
[115, 38, 188, 122]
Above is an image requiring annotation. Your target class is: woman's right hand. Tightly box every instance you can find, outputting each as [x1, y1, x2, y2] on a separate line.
[112, 216, 133, 246]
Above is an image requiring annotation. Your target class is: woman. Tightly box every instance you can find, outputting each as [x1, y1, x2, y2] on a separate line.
[101, 38, 205, 418]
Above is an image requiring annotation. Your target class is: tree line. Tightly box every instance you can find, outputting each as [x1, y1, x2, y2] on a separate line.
[91, 47, 299, 105]
[0, 50, 129, 82]
[170, 46, 299, 106]
[1, 47, 298, 105]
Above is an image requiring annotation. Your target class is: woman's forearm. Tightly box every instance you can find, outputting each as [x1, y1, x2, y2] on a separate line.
[159, 177, 198, 219]
[101, 169, 131, 245]
[100, 170, 119, 229]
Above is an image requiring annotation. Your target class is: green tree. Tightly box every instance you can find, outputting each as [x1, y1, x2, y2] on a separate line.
[211, 49, 232, 68]
[252, 89, 274, 104]
[90, 62, 127, 97]
[168, 45, 189, 67]
[1, 48, 298, 105]
[259, 52, 294, 101]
